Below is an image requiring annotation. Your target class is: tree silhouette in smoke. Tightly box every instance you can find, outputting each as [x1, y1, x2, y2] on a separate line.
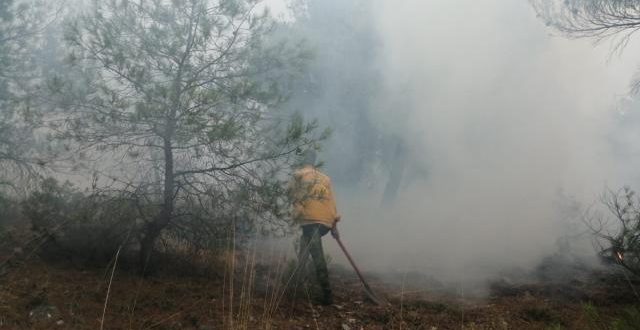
[532, 0, 640, 91]
[51, 0, 323, 271]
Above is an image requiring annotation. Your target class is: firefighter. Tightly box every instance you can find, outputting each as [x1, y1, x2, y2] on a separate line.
[289, 150, 340, 305]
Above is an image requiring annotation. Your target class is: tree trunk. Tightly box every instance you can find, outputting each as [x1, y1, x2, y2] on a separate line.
[139, 49, 183, 274]
[381, 139, 406, 207]
[139, 223, 161, 275]
[139, 137, 175, 274]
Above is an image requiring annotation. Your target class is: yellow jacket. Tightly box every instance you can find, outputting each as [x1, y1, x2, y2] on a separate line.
[290, 166, 340, 228]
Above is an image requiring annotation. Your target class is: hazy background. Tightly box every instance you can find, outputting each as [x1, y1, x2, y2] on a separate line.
[266, 0, 640, 284]
[24, 0, 640, 286]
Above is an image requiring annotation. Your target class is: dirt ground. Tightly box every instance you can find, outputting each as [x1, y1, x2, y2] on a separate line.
[1, 253, 639, 330]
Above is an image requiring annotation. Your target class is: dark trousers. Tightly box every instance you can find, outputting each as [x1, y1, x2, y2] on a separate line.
[297, 223, 332, 301]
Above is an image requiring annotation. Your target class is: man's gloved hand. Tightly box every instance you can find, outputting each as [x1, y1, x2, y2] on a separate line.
[331, 224, 339, 239]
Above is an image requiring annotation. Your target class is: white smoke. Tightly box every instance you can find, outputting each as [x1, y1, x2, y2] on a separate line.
[318, 0, 640, 284]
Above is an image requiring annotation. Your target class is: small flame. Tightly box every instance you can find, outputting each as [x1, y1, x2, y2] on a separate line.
[616, 251, 624, 262]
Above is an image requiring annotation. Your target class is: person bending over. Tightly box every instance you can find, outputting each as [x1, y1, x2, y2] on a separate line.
[289, 150, 341, 305]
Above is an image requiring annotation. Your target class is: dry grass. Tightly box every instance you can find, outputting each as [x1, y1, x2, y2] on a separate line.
[2, 238, 640, 329]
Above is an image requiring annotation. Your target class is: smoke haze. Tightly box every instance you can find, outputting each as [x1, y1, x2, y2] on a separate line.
[284, 0, 640, 284]
[21, 0, 640, 287]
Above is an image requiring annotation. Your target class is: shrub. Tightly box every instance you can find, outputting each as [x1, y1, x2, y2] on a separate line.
[583, 303, 640, 330]
[22, 178, 138, 266]
[586, 187, 640, 277]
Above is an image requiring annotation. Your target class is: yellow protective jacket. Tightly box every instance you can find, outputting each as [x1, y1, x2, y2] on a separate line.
[290, 166, 340, 228]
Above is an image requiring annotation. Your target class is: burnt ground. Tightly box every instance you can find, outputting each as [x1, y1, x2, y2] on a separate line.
[1, 251, 639, 330]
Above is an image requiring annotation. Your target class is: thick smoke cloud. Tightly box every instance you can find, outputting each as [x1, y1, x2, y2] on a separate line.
[290, 0, 640, 285]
